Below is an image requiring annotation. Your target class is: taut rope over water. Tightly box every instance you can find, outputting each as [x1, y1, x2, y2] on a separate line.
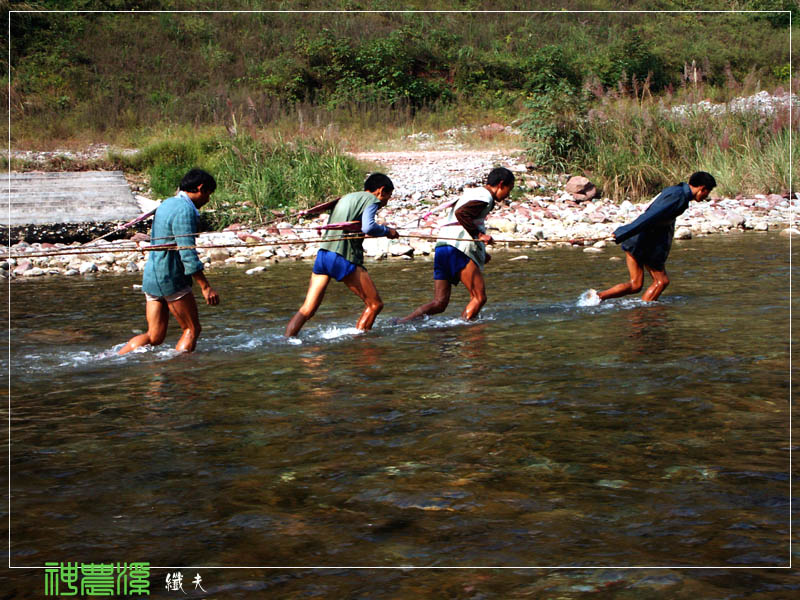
[3, 231, 611, 260]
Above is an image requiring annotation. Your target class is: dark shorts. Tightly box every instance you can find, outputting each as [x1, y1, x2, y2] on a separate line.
[624, 248, 666, 273]
[313, 249, 357, 281]
[433, 245, 471, 285]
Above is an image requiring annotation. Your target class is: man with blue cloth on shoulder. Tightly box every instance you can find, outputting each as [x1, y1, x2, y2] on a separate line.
[586, 171, 716, 303]
[119, 168, 220, 354]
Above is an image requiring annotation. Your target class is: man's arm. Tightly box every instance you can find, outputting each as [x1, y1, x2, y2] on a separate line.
[192, 270, 219, 305]
[173, 206, 219, 305]
[455, 201, 493, 244]
[172, 206, 205, 275]
[362, 202, 398, 239]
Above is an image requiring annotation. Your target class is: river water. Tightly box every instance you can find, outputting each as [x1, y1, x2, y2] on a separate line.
[3, 232, 798, 597]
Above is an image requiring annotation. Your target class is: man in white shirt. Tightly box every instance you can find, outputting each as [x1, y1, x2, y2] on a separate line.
[400, 167, 515, 322]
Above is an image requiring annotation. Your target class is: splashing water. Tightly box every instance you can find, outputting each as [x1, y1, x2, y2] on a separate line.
[577, 288, 601, 306]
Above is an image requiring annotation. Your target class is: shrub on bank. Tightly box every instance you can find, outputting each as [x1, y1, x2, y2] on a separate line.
[111, 134, 370, 229]
[521, 85, 798, 201]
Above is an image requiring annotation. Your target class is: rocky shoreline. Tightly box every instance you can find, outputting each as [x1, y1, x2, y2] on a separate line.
[2, 150, 796, 280]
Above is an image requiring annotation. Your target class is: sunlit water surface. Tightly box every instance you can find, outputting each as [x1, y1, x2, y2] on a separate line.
[3, 232, 798, 598]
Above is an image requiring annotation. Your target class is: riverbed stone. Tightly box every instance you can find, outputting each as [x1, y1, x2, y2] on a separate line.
[389, 243, 414, 257]
[22, 267, 45, 276]
[726, 212, 746, 228]
[363, 237, 391, 258]
[13, 260, 32, 275]
[675, 227, 692, 240]
[565, 176, 598, 201]
[79, 262, 98, 274]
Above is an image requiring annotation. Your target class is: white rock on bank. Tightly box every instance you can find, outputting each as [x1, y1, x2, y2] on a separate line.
[675, 227, 692, 240]
[246, 266, 267, 275]
[79, 262, 98, 274]
[389, 244, 414, 257]
[363, 237, 391, 258]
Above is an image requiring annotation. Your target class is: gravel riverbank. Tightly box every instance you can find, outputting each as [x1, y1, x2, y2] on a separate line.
[2, 149, 796, 280]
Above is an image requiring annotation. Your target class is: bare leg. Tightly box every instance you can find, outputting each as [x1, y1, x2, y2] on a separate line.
[459, 260, 487, 320]
[285, 273, 331, 337]
[641, 265, 669, 302]
[119, 299, 169, 355]
[166, 293, 202, 352]
[342, 266, 384, 331]
[598, 252, 644, 300]
[398, 279, 453, 323]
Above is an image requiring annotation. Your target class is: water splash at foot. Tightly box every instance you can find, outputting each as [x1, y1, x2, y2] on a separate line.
[577, 289, 601, 307]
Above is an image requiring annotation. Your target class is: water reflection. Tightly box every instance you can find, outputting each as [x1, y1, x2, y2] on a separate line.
[5, 234, 793, 590]
[622, 304, 670, 357]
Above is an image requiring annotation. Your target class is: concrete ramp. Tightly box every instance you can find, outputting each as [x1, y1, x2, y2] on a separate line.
[1, 171, 140, 225]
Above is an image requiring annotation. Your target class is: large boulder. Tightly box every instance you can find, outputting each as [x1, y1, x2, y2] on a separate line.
[565, 176, 598, 202]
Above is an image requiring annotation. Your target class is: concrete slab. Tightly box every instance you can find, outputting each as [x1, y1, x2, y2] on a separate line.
[1, 171, 140, 225]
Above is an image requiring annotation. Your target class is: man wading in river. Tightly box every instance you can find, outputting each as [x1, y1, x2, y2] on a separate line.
[119, 169, 220, 354]
[584, 171, 716, 304]
[399, 167, 515, 323]
[285, 173, 399, 337]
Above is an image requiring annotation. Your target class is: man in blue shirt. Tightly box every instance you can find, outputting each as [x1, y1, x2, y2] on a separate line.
[119, 169, 220, 354]
[589, 171, 716, 303]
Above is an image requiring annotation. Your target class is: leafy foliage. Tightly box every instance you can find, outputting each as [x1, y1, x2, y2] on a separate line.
[5, 9, 793, 142]
[520, 81, 589, 172]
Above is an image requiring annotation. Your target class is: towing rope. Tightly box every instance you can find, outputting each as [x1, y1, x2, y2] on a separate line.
[2, 232, 611, 261]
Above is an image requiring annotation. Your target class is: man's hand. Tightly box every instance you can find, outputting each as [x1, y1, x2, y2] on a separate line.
[478, 232, 494, 245]
[386, 227, 399, 240]
[485, 252, 492, 264]
[201, 285, 220, 306]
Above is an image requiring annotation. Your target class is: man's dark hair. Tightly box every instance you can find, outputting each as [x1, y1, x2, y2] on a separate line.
[487, 167, 515, 187]
[364, 173, 394, 194]
[689, 171, 716, 190]
[180, 169, 217, 194]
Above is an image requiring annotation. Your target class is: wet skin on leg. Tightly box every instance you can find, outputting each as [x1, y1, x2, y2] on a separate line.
[167, 292, 202, 352]
[598, 252, 644, 301]
[459, 259, 487, 320]
[341, 266, 384, 331]
[641, 265, 669, 302]
[398, 279, 453, 323]
[118, 299, 170, 355]
[285, 273, 331, 337]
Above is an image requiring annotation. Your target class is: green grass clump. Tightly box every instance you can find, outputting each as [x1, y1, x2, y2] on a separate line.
[521, 84, 797, 201]
[111, 133, 370, 229]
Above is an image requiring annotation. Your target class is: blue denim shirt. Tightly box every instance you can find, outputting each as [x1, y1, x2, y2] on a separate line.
[615, 182, 693, 270]
[141, 192, 204, 297]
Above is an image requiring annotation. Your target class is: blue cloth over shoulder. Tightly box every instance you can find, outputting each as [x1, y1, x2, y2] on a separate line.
[615, 182, 693, 271]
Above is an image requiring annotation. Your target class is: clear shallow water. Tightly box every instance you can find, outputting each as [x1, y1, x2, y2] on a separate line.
[3, 232, 798, 598]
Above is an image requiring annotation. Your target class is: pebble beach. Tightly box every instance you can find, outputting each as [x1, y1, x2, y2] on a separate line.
[2, 148, 796, 281]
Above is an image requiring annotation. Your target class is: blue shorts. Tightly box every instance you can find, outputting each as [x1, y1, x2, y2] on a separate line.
[313, 249, 357, 281]
[433, 245, 471, 285]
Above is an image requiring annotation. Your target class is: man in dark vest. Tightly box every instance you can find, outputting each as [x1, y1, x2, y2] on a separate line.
[285, 173, 398, 337]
